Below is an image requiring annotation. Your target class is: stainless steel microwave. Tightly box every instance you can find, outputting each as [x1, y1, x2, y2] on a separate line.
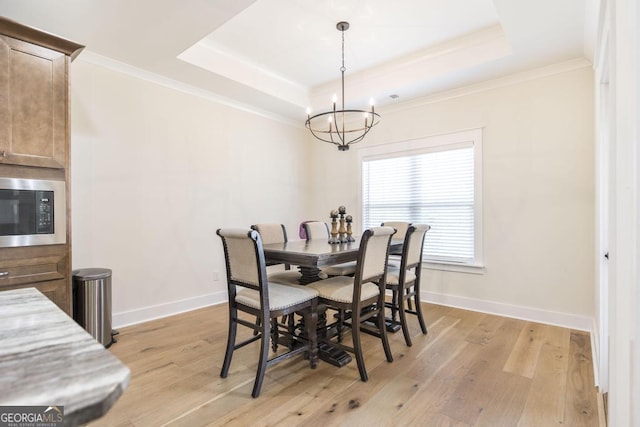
[0, 177, 66, 247]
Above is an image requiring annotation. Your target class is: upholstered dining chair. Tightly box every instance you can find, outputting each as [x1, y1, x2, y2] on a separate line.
[302, 221, 331, 239]
[216, 228, 319, 398]
[384, 224, 430, 346]
[302, 221, 357, 277]
[380, 221, 412, 258]
[308, 226, 396, 382]
[251, 223, 302, 286]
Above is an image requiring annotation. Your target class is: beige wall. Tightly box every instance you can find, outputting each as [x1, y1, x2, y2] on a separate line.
[70, 58, 595, 328]
[309, 66, 595, 324]
[70, 59, 312, 326]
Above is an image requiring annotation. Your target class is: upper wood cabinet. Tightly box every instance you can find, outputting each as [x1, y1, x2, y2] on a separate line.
[0, 18, 83, 169]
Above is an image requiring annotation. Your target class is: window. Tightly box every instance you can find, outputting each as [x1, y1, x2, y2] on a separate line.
[359, 128, 483, 270]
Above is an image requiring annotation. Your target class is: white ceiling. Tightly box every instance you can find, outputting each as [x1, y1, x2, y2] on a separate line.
[1, 0, 596, 122]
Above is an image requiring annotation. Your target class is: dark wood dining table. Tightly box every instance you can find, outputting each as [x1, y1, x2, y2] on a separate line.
[262, 238, 403, 285]
[262, 237, 403, 367]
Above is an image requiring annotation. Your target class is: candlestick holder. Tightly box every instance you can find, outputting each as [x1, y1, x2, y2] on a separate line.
[338, 214, 348, 243]
[345, 214, 355, 242]
[329, 210, 340, 244]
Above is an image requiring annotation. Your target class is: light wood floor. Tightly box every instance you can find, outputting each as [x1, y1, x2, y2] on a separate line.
[89, 303, 604, 427]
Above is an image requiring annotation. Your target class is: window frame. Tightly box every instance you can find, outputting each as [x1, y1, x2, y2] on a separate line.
[357, 128, 484, 273]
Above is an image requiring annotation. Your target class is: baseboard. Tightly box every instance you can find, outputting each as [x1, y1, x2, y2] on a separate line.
[115, 290, 594, 333]
[421, 290, 594, 332]
[591, 317, 601, 388]
[112, 291, 228, 329]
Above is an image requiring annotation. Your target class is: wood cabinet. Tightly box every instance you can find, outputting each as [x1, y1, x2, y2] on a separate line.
[0, 245, 69, 312]
[0, 17, 83, 314]
[0, 36, 68, 168]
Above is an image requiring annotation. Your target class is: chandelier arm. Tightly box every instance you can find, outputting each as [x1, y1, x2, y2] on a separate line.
[306, 110, 379, 122]
[308, 127, 341, 145]
[333, 112, 345, 145]
[305, 111, 381, 147]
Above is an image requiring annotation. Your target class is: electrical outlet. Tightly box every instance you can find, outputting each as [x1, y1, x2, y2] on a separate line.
[213, 272, 219, 282]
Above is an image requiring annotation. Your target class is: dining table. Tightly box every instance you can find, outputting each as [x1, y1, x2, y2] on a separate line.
[262, 237, 403, 367]
[262, 237, 403, 284]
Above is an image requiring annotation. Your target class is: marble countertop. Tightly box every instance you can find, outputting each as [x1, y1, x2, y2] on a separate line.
[0, 287, 130, 427]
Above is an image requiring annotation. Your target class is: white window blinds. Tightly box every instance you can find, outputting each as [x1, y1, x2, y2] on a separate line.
[362, 146, 476, 264]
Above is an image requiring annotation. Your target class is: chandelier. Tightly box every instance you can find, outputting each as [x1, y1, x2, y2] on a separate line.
[305, 21, 381, 151]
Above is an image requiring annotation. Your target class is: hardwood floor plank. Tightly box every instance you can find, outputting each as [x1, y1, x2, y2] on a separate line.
[438, 317, 528, 425]
[564, 331, 600, 426]
[503, 321, 549, 378]
[516, 325, 570, 426]
[463, 312, 503, 346]
[392, 311, 507, 425]
[86, 303, 602, 427]
[322, 315, 469, 426]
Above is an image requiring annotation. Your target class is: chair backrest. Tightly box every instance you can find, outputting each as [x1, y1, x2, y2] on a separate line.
[250, 223, 287, 245]
[251, 223, 289, 267]
[357, 226, 396, 285]
[401, 224, 431, 270]
[303, 221, 330, 240]
[380, 221, 411, 241]
[217, 228, 268, 306]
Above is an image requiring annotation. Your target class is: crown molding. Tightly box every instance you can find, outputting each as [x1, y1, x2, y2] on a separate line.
[76, 50, 300, 128]
[75, 51, 591, 131]
[379, 57, 593, 116]
[178, 39, 309, 108]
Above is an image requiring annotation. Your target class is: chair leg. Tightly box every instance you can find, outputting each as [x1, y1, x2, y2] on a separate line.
[287, 313, 296, 333]
[282, 314, 290, 327]
[378, 295, 394, 363]
[287, 313, 296, 348]
[221, 307, 238, 378]
[413, 286, 428, 334]
[252, 315, 271, 398]
[351, 309, 368, 382]
[398, 292, 413, 346]
[253, 316, 261, 336]
[391, 289, 399, 322]
[271, 318, 279, 352]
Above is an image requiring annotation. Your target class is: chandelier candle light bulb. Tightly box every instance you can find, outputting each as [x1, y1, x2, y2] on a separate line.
[304, 21, 381, 151]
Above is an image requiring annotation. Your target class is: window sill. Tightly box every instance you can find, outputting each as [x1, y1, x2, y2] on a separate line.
[423, 261, 485, 275]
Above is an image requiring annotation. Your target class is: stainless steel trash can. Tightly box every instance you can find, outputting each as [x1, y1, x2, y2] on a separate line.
[72, 268, 115, 347]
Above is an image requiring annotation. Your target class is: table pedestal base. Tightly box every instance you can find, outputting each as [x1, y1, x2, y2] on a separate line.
[384, 320, 402, 333]
[298, 266, 323, 285]
[318, 342, 352, 367]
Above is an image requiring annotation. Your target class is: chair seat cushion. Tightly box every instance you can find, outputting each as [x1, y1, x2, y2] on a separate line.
[236, 283, 318, 311]
[385, 267, 417, 286]
[267, 270, 302, 286]
[321, 261, 357, 276]
[308, 275, 380, 304]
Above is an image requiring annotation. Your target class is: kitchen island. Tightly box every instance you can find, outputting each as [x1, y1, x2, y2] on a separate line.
[0, 287, 129, 426]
